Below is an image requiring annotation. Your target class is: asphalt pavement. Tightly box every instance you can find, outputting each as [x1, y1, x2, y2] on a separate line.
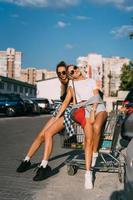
[0, 115, 125, 200]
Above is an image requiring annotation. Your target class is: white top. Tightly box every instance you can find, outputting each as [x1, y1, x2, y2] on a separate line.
[69, 78, 98, 103]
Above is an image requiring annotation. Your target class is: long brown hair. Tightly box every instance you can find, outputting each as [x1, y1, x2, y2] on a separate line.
[56, 61, 69, 101]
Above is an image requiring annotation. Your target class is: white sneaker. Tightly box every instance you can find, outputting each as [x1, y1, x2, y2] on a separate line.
[91, 152, 98, 167]
[84, 172, 93, 189]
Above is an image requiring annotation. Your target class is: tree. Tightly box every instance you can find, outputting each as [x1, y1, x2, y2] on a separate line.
[129, 17, 133, 39]
[129, 32, 133, 39]
[119, 62, 133, 90]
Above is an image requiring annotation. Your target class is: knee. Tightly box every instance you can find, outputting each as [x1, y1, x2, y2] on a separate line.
[44, 132, 52, 142]
[37, 132, 45, 143]
[93, 124, 101, 134]
[85, 137, 93, 147]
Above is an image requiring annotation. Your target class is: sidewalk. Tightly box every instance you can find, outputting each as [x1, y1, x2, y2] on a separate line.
[33, 164, 124, 200]
[0, 115, 124, 200]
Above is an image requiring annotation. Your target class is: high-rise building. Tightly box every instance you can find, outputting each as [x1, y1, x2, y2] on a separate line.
[0, 48, 22, 80]
[0, 51, 7, 77]
[20, 68, 36, 85]
[77, 53, 103, 89]
[20, 68, 57, 85]
[103, 57, 129, 96]
[77, 53, 130, 97]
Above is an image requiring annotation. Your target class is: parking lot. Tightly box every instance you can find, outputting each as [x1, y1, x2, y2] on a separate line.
[0, 114, 126, 200]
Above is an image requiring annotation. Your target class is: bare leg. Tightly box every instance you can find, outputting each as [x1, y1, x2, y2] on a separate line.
[84, 118, 94, 171]
[31, 117, 65, 181]
[16, 116, 63, 173]
[43, 117, 64, 160]
[93, 111, 107, 153]
[27, 117, 57, 158]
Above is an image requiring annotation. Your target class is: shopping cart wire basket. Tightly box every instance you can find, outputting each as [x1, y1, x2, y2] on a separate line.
[60, 111, 125, 181]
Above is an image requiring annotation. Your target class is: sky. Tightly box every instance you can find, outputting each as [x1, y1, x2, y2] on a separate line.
[0, 0, 133, 70]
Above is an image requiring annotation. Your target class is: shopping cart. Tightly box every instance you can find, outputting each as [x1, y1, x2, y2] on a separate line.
[60, 110, 125, 183]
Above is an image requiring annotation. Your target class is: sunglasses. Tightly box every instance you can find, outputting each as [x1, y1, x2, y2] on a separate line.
[68, 66, 78, 76]
[57, 70, 66, 77]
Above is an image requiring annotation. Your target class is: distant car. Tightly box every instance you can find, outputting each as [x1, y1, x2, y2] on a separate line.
[31, 98, 52, 114]
[0, 93, 25, 117]
[51, 99, 62, 109]
[22, 98, 40, 115]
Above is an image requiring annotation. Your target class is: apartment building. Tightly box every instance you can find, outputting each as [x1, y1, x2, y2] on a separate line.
[0, 48, 22, 80]
[77, 53, 130, 97]
[103, 57, 129, 96]
[0, 75, 36, 98]
[20, 68, 56, 85]
[77, 53, 103, 89]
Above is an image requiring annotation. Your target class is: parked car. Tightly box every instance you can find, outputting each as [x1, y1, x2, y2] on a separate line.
[0, 93, 25, 117]
[51, 99, 62, 112]
[22, 98, 40, 115]
[31, 98, 52, 114]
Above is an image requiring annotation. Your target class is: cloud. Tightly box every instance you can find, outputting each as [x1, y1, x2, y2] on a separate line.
[111, 25, 133, 38]
[10, 13, 19, 18]
[65, 43, 75, 49]
[2, 0, 133, 11]
[57, 21, 70, 28]
[2, 0, 80, 8]
[75, 15, 90, 20]
[88, 0, 133, 11]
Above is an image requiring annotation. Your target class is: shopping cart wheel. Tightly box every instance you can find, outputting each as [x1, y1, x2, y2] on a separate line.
[67, 165, 77, 176]
[118, 164, 125, 183]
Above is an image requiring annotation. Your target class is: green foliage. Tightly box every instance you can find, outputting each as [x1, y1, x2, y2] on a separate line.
[119, 62, 133, 90]
[129, 17, 133, 39]
[129, 32, 133, 39]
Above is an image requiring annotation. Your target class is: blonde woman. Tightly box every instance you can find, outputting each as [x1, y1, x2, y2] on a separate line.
[54, 65, 107, 189]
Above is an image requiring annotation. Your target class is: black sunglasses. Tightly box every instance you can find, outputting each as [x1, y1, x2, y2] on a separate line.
[68, 66, 78, 76]
[57, 70, 66, 76]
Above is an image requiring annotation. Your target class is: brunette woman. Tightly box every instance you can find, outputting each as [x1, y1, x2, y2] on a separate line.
[16, 61, 75, 181]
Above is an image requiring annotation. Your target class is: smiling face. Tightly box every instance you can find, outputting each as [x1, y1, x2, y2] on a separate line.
[67, 65, 81, 80]
[57, 66, 67, 81]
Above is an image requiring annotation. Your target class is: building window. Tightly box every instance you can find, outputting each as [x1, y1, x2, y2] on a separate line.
[19, 86, 23, 93]
[30, 88, 32, 95]
[42, 73, 45, 80]
[0, 82, 4, 89]
[14, 84, 18, 92]
[7, 83, 12, 91]
[25, 87, 28, 93]
[25, 87, 29, 96]
[34, 89, 36, 96]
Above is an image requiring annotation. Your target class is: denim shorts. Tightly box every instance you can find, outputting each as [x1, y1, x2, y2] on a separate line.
[85, 103, 106, 118]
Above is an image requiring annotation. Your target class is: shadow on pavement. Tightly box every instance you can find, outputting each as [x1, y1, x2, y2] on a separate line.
[109, 181, 133, 200]
[30, 149, 82, 180]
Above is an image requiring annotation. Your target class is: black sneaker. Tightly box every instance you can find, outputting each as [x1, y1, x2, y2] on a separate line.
[16, 160, 31, 173]
[33, 165, 52, 181]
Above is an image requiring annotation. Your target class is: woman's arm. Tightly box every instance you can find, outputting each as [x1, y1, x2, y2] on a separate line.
[55, 87, 73, 119]
[90, 88, 99, 124]
[91, 88, 99, 111]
